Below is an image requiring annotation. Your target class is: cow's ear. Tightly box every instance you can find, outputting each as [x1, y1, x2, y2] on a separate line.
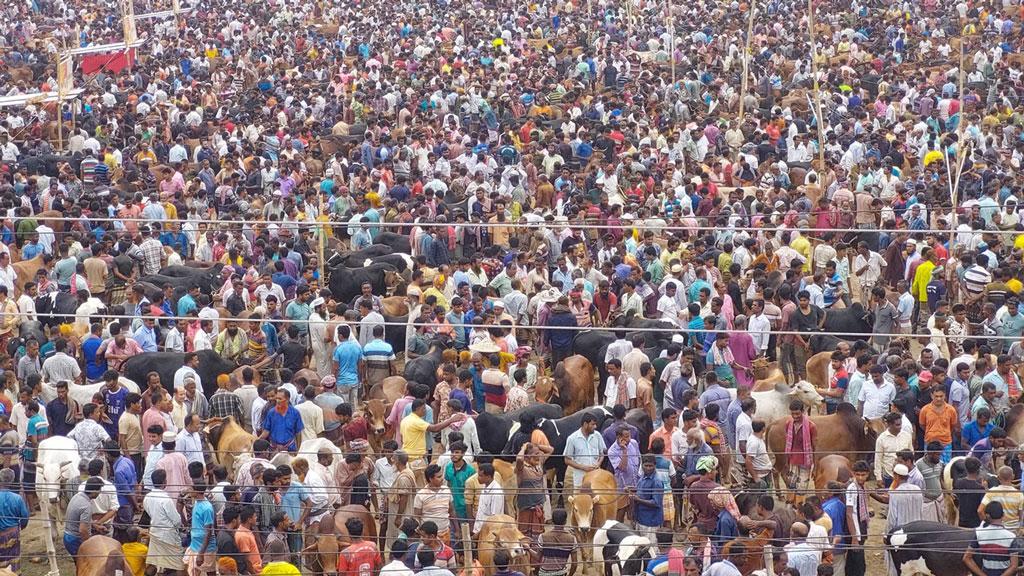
[567, 495, 574, 504]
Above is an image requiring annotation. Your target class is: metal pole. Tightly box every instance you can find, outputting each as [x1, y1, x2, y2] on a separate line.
[807, 0, 827, 178]
[739, 1, 756, 123]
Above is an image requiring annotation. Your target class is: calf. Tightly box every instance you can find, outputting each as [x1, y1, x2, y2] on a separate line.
[593, 521, 656, 576]
[887, 521, 973, 576]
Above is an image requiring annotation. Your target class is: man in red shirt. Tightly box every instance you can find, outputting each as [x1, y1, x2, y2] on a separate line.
[338, 517, 380, 576]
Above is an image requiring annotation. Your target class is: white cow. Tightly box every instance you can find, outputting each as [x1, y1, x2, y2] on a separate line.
[39, 378, 140, 407]
[593, 520, 657, 576]
[727, 380, 825, 429]
[36, 435, 81, 503]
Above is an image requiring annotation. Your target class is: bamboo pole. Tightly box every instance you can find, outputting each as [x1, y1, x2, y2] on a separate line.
[667, 0, 675, 85]
[947, 34, 968, 274]
[806, 0, 827, 177]
[738, 1, 756, 123]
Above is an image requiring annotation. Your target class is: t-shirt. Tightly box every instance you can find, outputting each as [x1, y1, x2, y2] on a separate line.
[790, 305, 824, 333]
[399, 413, 430, 459]
[118, 412, 143, 455]
[339, 540, 381, 576]
[64, 492, 93, 537]
[280, 340, 307, 372]
[333, 340, 364, 386]
[189, 499, 215, 552]
[969, 524, 1018, 576]
[919, 402, 958, 445]
[955, 478, 985, 528]
[104, 387, 129, 428]
[980, 486, 1024, 530]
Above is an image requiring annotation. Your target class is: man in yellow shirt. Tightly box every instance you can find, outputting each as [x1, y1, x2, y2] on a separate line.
[790, 231, 812, 273]
[911, 247, 937, 332]
[399, 399, 466, 481]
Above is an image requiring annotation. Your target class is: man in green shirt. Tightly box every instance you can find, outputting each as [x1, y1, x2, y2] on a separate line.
[443, 441, 476, 524]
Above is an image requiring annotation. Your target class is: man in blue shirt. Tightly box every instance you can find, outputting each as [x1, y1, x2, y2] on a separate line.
[0, 467, 29, 572]
[132, 316, 159, 352]
[333, 325, 364, 407]
[821, 483, 849, 561]
[260, 389, 304, 451]
[104, 439, 137, 540]
[187, 483, 216, 572]
[279, 464, 311, 553]
[176, 284, 200, 318]
[633, 455, 664, 538]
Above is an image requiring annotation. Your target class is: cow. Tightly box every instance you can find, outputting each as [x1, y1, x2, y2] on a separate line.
[572, 330, 618, 384]
[610, 314, 676, 352]
[12, 254, 44, 296]
[159, 263, 225, 281]
[887, 521, 973, 576]
[476, 514, 531, 576]
[36, 435, 81, 506]
[383, 312, 409, 353]
[490, 459, 520, 517]
[293, 438, 343, 479]
[310, 510, 341, 575]
[140, 266, 223, 294]
[206, 416, 255, 478]
[366, 253, 414, 274]
[76, 535, 132, 576]
[549, 355, 598, 414]
[402, 337, 448, 389]
[369, 376, 407, 403]
[327, 244, 394, 268]
[812, 454, 852, 490]
[805, 351, 832, 389]
[121, 349, 238, 398]
[567, 469, 618, 534]
[766, 403, 879, 483]
[363, 398, 391, 453]
[38, 378, 140, 407]
[821, 303, 874, 340]
[810, 334, 850, 354]
[751, 359, 787, 392]
[476, 403, 566, 455]
[327, 262, 403, 303]
[34, 290, 80, 329]
[333, 504, 379, 546]
[593, 521, 656, 576]
[374, 231, 413, 254]
[380, 297, 409, 317]
[535, 406, 616, 484]
[738, 381, 824, 429]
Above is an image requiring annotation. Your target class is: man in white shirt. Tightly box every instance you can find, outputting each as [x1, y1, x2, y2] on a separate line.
[784, 522, 822, 576]
[657, 283, 684, 328]
[858, 365, 897, 419]
[603, 359, 637, 408]
[748, 300, 772, 356]
[175, 414, 205, 465]
[853, 242, 885, 305]
[473, 463, 505, 535]
[381, 541, 416, 576]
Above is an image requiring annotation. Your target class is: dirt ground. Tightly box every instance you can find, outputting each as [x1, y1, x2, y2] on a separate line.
[21, 511, 76, 576]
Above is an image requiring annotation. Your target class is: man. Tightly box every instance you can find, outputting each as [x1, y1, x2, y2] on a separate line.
[783, 400, 816, 491]
[979, 466, 1023, 531]
[399, 399, 465, 475]
[143, 469, 185, 569]
[333, 324, 364, 407]
[603, 358, 636, 408]
[105, 438, 138, 540]
[68, 403, 111, 461]
[633, 454, 664, 541]
[783, 522, 821, 576]
[472, 462, 504, 535]
[64, 477, 104, 563]
[339, 517, 381, 575]
[260, 388, 305, 452]
[42, 337, 82, 384]
[874, 412, 913, 487]
[47, 380, 82, 437]
[186, 483, 216, 576]
[563, 413, 606, 493]
[917, 442, 948, 524]
[382, 540, 415, 576]
[920, 387, 960, 463]
[210, 374, 244, 423]
[176, 414, 204, 465]
[0, 468, 29, 572]
[295, 385, 325, 445]
[964, 501, 1019, 576]
[414, 466, 455, 543]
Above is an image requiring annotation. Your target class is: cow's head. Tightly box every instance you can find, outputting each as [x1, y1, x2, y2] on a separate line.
[567, 487, 596, 531]
[482, 522, 529, 560]
[384, 269, 402, 295]
[362, 399, 390, 437]
[751, 357, 776, 380]
[790, 380, 824, 406]
[617, 534, 654, 576]
[38, 460, 72, 502]
[534, 374, 559, 404]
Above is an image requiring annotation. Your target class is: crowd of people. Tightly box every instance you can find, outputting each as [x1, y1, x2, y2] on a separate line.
[4, 0, 1024, 574]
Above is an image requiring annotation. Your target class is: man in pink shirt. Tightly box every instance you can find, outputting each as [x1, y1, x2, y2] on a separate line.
[154, 430, 193, 502]
[98, 329, 143, 371]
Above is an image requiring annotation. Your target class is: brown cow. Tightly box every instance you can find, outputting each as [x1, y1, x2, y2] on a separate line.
[294, 368, 322, 387]
[476, 514, 531, 576]
[491, 458, 519, 516]
[308, 510, 340, 576]
[76, 535, 131, 576]
[766, 403, 879, 487]
[206, 416, 255, 478]
[751, 359, 786, 392]
[813, 454, 852, 490]
[551, 355, 597, 415]
[567, 469, 618, 542]
[12, 254, 44, 296]
[369, 376, 407, 404]
[333, 504, 378, 546]
[805, 351, 831, 389]
[362, 398, 391, 453]
[381, 296, 409, 317]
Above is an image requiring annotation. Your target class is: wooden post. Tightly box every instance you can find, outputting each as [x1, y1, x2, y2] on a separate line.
[806, 0, 827, 175]
[739, 1, 756, 123]
[40, 495, 61, 576]
[461, 523, 474, 575]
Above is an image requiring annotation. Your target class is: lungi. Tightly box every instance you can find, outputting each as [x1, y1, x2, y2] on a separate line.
[0, 525, 20, 572]
[184, 547, 214, 576]
[518, 504, 545, 541]
[922, 494, 946, 524]
[147, 537, 186, 571]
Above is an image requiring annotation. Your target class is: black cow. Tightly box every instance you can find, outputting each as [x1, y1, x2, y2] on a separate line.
[476, 403, 566, 455]
[327, 262, 402, 303]
[35, 291, 81, 329]
[611, 315, 675, 351]
[140, 272, 221, 295]
[402, 336, 448, 390]
[375, 231, 412, 254]
[594, 521, 656, 576]
[535, 406, 615, 483]
[159, 263, 224, 279]
[821, 303, 874, 341]
[8, 320, 47, 357]
[328, 244, 394, 268]
[368, 253, 413, 273]
[573, 330, 617, 384]
[121, 349, 237, 398]
[887, 521, 973, 576]
[383, 313, 408, 353]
